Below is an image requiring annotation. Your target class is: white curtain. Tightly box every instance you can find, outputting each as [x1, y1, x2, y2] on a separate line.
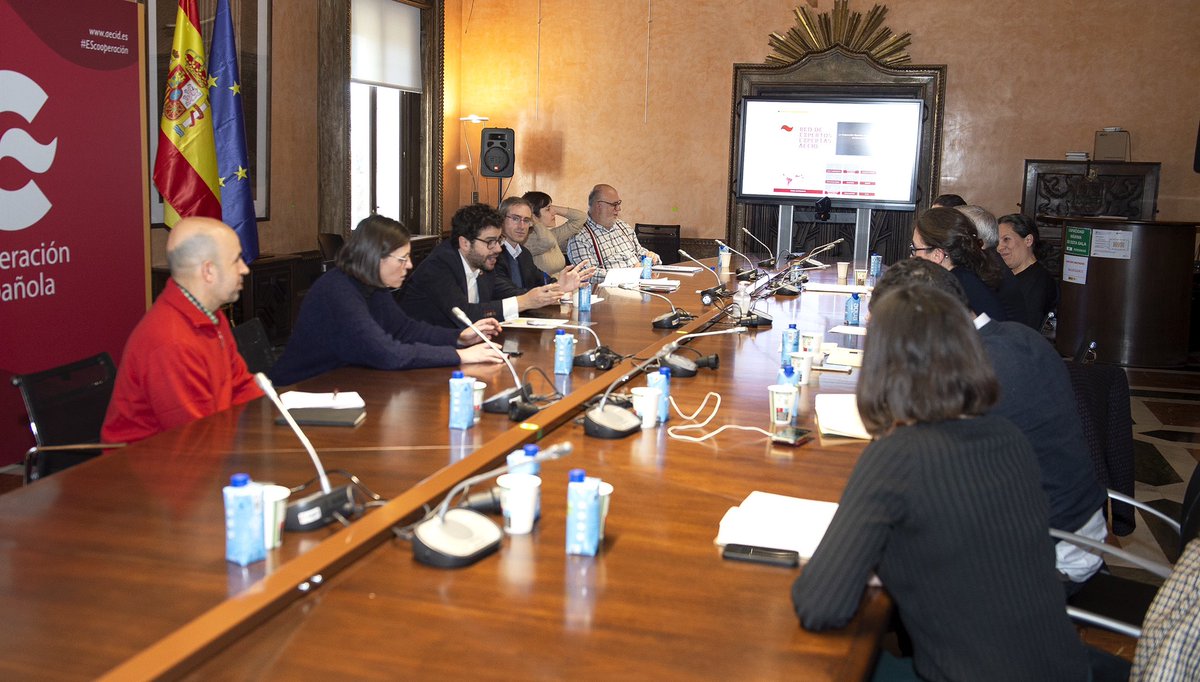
[350, 0, 422, 92]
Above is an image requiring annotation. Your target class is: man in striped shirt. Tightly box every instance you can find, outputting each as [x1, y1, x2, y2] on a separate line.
[565, 184, 660, 280]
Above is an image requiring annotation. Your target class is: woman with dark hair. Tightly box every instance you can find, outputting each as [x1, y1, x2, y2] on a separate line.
[910, 207, 1008, 320]
[522, 190, 587, 275]
[997, 213, 1058, 329]
[792, 285, 1090, 681]
[267, 215, 504, 386]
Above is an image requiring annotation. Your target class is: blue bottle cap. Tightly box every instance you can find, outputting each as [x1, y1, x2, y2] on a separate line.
[788, 323, 797, 329]
[659, 367, 671, 377]
[569, 468, 586, 482]
[851, 293, 860, 300]
[523, 443, 539, 457]
[451, 370, 464, 378]
[784, 365, 794, 376]
[230, 473, 250, 487]
[556, 329, 565, 335]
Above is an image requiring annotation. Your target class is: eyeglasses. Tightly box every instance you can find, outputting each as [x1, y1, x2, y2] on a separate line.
[385, 253, 410, 265]
[473, 237, 503, 249]
[595, 200, 622, 209]
[506, 214, 533, 225]
[909, 243, 939, 256]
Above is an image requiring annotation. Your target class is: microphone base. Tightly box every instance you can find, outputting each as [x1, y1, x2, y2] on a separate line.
[662, 353, 699, 378]
[482, 384, 533, 413]
[575, 347, 620, 370]
[757, 259, 776, 270]
[735, 269, 758, 282]
[411, 508, 503, 568]
[583, 404, 642, 439]
[774, 283, 801, 296]
[738, 312, 774, 328]
[284, 484, 356, 532]
[652, 311, 688, 329]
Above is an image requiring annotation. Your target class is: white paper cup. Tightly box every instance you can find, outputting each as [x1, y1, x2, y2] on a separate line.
[836, 261, 850, 280]
[261, 484, 291, 550]
[854, 268, 868, 286]
[598, 481, 614, 541]
[631, 387, 661, 429]
[767, 384, 799, 426]
[496, 473, 542, 535]
[472, 381, 486, 425]
[800, 331, 823, 355]
[789, 351, 816, 386]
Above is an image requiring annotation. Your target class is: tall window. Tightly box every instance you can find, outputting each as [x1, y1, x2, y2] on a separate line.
[349, 0, 422, 231]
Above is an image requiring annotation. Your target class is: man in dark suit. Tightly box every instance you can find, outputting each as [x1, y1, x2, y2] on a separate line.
[494, 196, 593, 292]
[399, 203, 565, 328]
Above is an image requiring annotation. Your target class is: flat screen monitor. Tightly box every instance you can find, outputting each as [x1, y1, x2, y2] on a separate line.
[736, 97, 924, 210]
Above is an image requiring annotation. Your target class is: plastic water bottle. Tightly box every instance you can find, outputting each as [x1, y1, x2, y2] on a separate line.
[647, 367, 671, 423]
[777, 364, 797, 387]
[565, 469, 601, 556]
[448, 370, 474, 429]
[869, 253, 882, 278]
[507, 443, 542, 475]
[718, 244, 731, 272]
[224, 473, 265, 566]
[781, 323, 800, 366]
[554, 330, 576, 375]
[641, 255, 653, 280]
[844, 293, 861, 326]
[577, 282, 592, 311]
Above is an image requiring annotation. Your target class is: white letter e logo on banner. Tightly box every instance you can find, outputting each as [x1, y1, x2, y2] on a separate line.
[0, 70, 59, 232]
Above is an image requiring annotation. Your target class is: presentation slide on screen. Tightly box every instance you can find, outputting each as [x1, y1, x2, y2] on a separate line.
[739, 100, 921, 204]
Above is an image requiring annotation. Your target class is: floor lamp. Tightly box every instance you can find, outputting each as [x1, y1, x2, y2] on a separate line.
[459, 114, 489, 204]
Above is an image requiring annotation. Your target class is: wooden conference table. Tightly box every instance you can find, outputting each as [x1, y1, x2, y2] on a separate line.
[0, 264, 886, 680]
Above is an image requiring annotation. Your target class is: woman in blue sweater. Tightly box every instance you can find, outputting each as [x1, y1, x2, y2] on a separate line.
[792, 284, 1089, 681]
[269, 215, 504, 386]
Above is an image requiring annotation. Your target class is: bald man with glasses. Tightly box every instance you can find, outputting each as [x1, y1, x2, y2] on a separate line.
[400, 203, 566, 328]
[565, 184, 660, 280]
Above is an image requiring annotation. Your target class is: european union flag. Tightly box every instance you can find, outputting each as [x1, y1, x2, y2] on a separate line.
[209, 0, 259, 262]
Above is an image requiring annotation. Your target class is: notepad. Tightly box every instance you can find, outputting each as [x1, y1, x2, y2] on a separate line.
[278, 391, 366, 427]
[715, 491, 839, 559]
[814, 393, 871, 440]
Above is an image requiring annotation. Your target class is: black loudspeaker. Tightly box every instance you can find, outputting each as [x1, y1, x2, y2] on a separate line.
[480, 127, 515, 178]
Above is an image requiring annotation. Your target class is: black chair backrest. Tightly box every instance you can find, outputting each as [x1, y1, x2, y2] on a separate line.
[12, 352, 116, 479]
[317, 233, 345, 262]
[232, 318, 276, 375]
[634, 224, 681, 265]
[1063, 360, 1136, 535]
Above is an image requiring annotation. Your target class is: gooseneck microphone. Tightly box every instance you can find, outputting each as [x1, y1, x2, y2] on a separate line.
[412, 442, 573, 568]
[451, 307, 535, 417]
[678, 249, 728, 304]
[618, 282, 692, 329]
[714, 239, 760, 282]
[559, 323, 622, 370]
[741, 228, 778, 269]
[801, 237, 845, 266]
[255, 373, 356, 531]
[583, 326, 748, 438]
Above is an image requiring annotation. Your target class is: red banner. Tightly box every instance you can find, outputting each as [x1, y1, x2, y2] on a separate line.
[0, 0, 147, 465]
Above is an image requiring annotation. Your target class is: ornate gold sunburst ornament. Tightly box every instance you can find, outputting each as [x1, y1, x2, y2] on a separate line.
[767, 0, 912, 66]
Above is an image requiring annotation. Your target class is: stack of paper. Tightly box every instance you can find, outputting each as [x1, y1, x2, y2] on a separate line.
[651, 264, 702, 275]
[813, 393, 871, 440]
[279, 391, 366, 427]
[714, 491, 839, 559]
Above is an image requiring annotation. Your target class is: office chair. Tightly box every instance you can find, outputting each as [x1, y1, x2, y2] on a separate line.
[634, 224, 680, 265]
[1064, 354, 1136, 535]
[317, 232, 345, 271]
[232, 317, 278, 375]
[12, 352, 123, 483]
[1054, 466, 1200, 639]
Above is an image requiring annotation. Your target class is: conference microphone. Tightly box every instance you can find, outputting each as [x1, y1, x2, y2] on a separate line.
[659, 326, 748, 378]
[450, 307, 536, 419]
[254, 373, 356, 532]
[678, 249, 728, 304]
[802, 237, 845, 266]
[618, 282, 692, 329]
[559, 323, 621, 371]
[412, 442, 573, 568]
[741, 228, 778, 269]
[714, 239, 760, 282]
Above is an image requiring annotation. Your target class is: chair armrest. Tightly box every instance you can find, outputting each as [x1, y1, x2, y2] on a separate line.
[1108, 489, 1181, 534]
[24, 443, 125, 484]
[1049, 528, 1172, 579]
[1066, 606, 1142, 639]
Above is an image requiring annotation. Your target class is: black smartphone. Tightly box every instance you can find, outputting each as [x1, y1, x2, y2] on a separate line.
[771, 426, 813, 447]
[721, 543, 800, 568]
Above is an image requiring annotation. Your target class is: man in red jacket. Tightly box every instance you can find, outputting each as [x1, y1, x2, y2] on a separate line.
[102, 217, 263, 444]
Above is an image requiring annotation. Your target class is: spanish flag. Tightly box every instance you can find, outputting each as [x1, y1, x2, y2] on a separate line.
[152, 0, 221, 226]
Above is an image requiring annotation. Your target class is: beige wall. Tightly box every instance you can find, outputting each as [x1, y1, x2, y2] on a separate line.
[445, 0, 1200, 236]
